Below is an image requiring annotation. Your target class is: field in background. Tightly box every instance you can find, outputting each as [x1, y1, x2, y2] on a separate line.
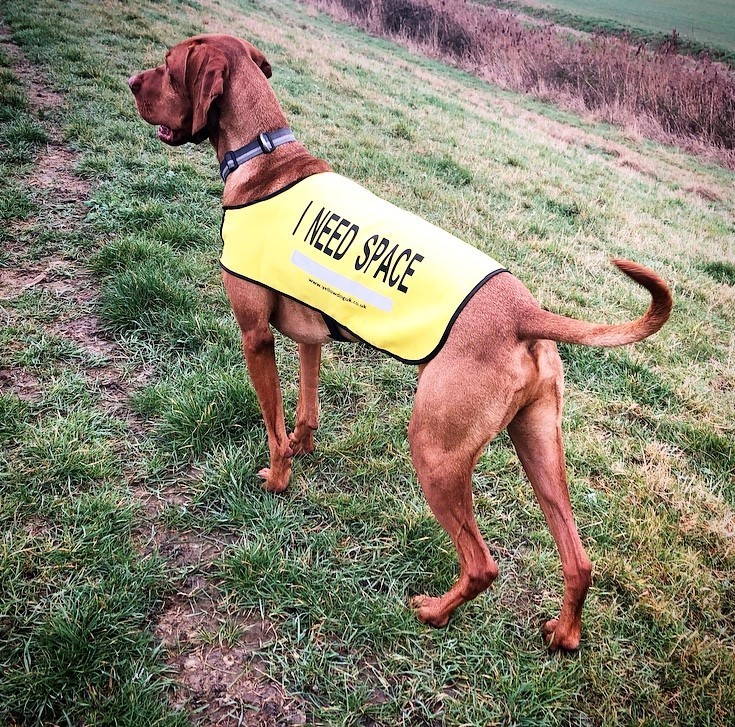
[515, 0, 735, 53]
[309, 0, 735, 167]
[1, 0, 734, 724]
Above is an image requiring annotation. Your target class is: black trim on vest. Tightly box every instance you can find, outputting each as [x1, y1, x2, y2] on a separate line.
[222, 175, 315, 211]
[218, 188, 510, 363]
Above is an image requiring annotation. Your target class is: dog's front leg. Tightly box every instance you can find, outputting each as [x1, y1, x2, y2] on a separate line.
[289, 343, 321, 456]
[241, 327, 293, 493]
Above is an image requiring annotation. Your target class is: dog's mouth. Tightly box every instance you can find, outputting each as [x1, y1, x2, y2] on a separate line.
[156, 124, 193, 146]
[157, 125, 175, 144]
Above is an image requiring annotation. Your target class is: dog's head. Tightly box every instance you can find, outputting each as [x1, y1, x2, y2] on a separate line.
[128, 34, 272, 146]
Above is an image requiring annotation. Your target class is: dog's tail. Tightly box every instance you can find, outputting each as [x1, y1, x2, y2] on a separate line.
[519, 259, 672, 347]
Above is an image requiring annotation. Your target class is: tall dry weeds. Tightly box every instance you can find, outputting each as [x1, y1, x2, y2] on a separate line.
[304, 0, 735, 165]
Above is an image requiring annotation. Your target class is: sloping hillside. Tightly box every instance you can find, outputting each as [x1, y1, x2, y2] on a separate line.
[0, 0, 733, 723]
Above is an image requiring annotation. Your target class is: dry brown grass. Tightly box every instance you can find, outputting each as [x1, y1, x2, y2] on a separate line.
[305, 0, 735, 167]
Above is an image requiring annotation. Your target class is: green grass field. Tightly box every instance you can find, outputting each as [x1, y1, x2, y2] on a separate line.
[1, 0, 734, 724]
[519, 0, 735, 52]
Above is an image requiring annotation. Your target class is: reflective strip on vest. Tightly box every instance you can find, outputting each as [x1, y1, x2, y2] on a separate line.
[220, 172, 507, 363]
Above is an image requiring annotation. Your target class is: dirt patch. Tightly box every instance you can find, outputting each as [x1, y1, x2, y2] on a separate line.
[0, 258, 99, 309]
[171, 642, 304, 725]
[149, 542, 307, 726]
[134, 519, 309, 723]
[1, 25, 90, 232]
[153, 529, 231, 572]
[29, 143, 92, 227]
[134, 483, 198, 519]
[155, 595, 305, 726]
[0, 259, 79, 300]
[21, 514, 56, 538]
[29, 145, 88, 193]
[172, 646, 304, 726]
[53, 314, 119, 357]
[0, 265, 48, 299]
[0, 367, 42, 401]
[0, 25, 63, 110]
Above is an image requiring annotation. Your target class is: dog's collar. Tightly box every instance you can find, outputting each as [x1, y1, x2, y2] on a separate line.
[220, 128, 296, 182]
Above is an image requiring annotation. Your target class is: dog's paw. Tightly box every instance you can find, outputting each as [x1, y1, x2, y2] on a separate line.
[542, 619, 581, 652]
[410, 595, 451, 628]
[258, 467, 290, 494]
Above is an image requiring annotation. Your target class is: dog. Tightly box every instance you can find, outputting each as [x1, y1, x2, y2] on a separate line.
[128, 34, 672, 651]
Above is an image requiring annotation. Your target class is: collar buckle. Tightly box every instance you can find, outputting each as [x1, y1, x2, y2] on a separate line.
[224, 150, 239, 174]
[258, 132, 276, 154]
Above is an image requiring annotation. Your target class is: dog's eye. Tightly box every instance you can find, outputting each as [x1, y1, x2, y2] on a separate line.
[162, 63, 177, 90]
[167, 68, 180, 92]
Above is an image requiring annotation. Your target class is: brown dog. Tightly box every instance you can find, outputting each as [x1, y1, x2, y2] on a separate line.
[128, 34, 672, 651]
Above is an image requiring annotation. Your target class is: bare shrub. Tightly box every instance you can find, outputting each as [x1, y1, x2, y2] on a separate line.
[377, 0, 472, 58]
[380, 0, 434, 36]
[303, 0, 735, 164]
[339, 0, 372, 18]
[436, 17, 473, 58]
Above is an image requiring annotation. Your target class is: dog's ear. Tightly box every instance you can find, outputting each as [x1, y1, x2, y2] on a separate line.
[245, 42, 272, 79]
[185, 43, 227, 137]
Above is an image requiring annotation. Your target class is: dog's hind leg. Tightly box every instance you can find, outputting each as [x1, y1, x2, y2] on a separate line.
[407, 371, 503, 627]
[507, 356, 592, 651]
[407, 456, 499, 627]
[289, 343, 321, 456]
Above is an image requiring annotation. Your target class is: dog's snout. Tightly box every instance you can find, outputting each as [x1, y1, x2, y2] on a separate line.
[127, 74, 142, 94]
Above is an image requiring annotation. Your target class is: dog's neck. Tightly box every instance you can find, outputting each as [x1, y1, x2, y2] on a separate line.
[211, 73, 330, 206]
[211, 82, 286, 162]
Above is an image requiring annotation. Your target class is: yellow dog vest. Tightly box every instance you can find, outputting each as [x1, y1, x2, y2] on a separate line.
[220, 172, 507, 363]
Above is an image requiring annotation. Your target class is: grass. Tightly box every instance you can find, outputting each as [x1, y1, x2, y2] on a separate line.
[503, 0, 735, 56]
[478, 4, 735, 71]
[0, 0, 734, 724]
